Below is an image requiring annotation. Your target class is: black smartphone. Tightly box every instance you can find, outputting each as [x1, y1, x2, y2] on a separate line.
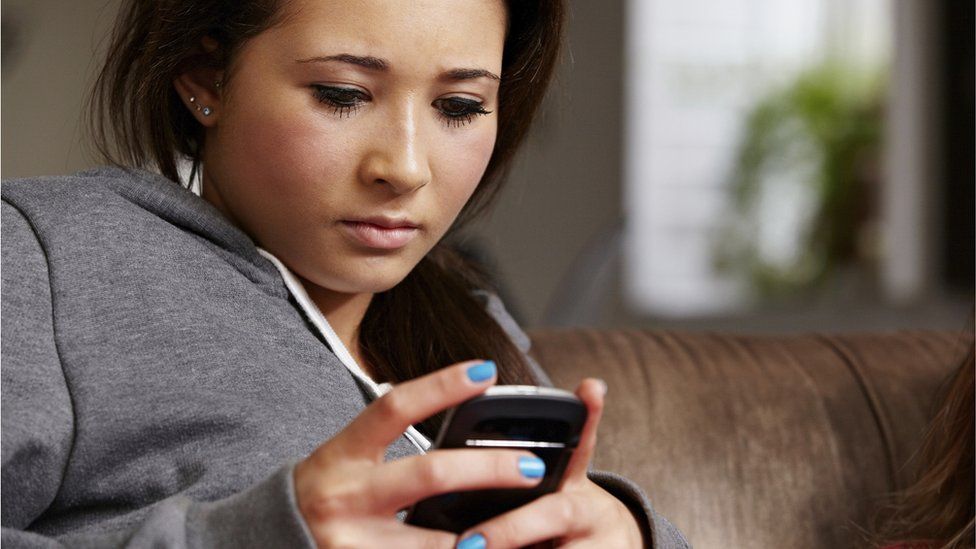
[405, 385, 587, 533]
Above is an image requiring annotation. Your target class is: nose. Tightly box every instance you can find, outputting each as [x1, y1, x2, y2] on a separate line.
[359, 103, 431, 195]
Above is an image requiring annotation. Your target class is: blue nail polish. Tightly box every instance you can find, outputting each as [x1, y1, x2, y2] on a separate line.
[466, 361, 496, 383]
[518, 456, 546, 479]
[457, 533, 486, 549]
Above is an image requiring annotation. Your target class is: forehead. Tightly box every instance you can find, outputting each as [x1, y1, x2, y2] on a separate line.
[265, 0, 508, 72]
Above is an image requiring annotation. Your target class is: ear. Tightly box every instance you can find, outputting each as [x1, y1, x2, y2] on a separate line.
[173, 38, 224, 127]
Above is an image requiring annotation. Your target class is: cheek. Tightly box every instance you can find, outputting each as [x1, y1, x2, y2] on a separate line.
[220, 99, 350, 211]
[434, 127, 497, 216]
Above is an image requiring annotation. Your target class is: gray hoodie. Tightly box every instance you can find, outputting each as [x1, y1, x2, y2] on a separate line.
[1, 166, 688, 548]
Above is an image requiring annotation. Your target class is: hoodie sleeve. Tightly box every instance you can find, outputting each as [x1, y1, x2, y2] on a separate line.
[472, 290, 553, 386]
[475, 290, 690, 549]
[1, 201, 316, 549]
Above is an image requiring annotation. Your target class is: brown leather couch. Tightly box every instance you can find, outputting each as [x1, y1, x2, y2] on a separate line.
[529, 329, 969, 549]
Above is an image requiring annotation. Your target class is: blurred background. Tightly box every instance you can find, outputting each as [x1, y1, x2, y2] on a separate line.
[2, 0, 973, 333]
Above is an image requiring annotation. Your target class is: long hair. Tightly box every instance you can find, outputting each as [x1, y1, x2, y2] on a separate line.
[870, 337, 975, 549]
[88, 1, 566, 436]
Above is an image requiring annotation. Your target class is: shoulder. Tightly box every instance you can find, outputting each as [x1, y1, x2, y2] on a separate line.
[471, 289, 553, 386]
[1, 166, 210, 285]
[3, 164, 153, 199]
[2, 199, 50, 287]
[2, 166, 176, 234]
[2, 165, 174, 214]
[0, 165, 211, 252]
[471, 289, 531, 354]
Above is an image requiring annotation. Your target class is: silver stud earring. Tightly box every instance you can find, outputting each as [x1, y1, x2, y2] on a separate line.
[215, 80, 223, 89]
[189, 96, 211, 116]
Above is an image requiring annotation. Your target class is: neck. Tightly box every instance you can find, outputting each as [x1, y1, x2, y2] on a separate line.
[300, 281, 375, 376]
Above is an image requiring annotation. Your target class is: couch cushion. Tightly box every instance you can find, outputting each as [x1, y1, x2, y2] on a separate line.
[528, 329, 967, 549]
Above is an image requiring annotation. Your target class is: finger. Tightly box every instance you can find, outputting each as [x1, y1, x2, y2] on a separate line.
[309, 516, 455, 549]
[336, 360, 497, 459]
[458, 491, 593, 549]
[364, 449, 546, 514]
[563, 378, 607, 483]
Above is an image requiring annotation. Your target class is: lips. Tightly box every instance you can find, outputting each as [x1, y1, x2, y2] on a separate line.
[339, 216, 420, 250]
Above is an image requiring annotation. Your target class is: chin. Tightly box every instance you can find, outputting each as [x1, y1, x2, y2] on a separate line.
[358, 253, 425, 290]
[357, 274, 409, 295]
[333, 262, 416, 295]
[287, 243, 420, 297]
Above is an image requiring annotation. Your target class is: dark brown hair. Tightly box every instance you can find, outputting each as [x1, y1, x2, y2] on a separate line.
[870, 339, 975, 549]
[89, 1, 565, 436]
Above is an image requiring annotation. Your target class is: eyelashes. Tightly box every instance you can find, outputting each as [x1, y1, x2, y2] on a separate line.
[431, 97, 492, 128]
[311, 85, 492, 127]
[313, 86, 366, 118]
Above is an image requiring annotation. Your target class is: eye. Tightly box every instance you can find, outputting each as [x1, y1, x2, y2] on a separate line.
[312, 85, 369, 118]
[433, 97, 492, 128]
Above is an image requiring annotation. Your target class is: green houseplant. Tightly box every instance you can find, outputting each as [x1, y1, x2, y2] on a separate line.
[717, 64, 885, 299]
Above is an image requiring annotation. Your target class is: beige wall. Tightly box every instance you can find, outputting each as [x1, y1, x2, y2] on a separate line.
[465, 1, 626, 326]
[2, 0, 122, 178]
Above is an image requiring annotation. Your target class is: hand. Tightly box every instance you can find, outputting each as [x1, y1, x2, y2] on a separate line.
[293, 360, 549, 548]
[455, 378, 645, 548]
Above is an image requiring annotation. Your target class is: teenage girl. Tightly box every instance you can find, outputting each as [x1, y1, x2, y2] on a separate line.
[1, 1, 688, 547]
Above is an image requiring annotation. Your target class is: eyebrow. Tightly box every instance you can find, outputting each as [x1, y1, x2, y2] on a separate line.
[297, 53, 388, 71]
[295, 53, 500, 82]
[443, 67, 500, 82]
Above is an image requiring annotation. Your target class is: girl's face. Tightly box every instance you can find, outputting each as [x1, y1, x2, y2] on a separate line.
[198, 0, 506, 296]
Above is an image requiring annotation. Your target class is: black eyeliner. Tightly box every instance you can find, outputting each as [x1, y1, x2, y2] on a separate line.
[312, 85, 367, 117]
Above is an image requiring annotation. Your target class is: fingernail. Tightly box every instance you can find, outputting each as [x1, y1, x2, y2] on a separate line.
[466, 361, 496, 383]
[596, 379, 608, 396]
[518, 455, 546, 479]
[457, 533, 486, 549]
